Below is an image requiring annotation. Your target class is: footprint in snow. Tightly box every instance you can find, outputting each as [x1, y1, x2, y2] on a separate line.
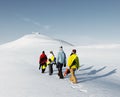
[71, 83, 88, 93]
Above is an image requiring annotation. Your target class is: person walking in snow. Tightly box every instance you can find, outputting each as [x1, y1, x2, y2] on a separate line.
[39, 51, 47, 73]
[67, 49, 80, 84]
[56, 46, 66, 79]
[47, 51, 56, 75]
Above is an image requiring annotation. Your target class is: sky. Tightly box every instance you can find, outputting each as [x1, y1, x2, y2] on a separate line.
[0, 0, 120, 45]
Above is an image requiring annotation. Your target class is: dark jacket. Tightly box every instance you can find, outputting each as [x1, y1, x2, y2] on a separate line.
[39, 53, 47, 65]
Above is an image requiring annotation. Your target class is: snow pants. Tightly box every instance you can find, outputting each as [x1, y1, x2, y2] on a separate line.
[57, 62, 64, 79]
[41, 63, 47, 73]
[49, 63, 53, 75]
[70, 68, 77, 84]
[42, 68, 45, 73]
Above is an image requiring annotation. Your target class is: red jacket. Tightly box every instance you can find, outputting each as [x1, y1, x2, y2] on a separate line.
[39, 53, 47, 65]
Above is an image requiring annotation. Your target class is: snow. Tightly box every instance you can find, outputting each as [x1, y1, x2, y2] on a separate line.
[0, 33, 120, 97]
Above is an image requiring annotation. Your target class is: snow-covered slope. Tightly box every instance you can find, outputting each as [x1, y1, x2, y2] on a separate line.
[0, 33, 120, 97]
[0, 33, 73, 49]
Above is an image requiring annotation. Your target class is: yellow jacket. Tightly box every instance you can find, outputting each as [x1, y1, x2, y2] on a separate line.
[47, 54, 55, 65]
[67, 53, 80, 69]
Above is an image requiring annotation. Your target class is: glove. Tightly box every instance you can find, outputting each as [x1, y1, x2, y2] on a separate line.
[56, 64, 58, 68]
[56, 62, 59, 68]
[39, 64, 41, 70]
[64, 64, 66, 67]
[49, 59, 52, 62]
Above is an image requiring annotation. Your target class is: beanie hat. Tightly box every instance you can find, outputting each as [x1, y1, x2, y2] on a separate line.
[72, 49, 76, 53]
[42, 51, 45, 53]
[50, 51, 53, 54]
[60, 46, 63, 48]
[59, 46, 63, 51]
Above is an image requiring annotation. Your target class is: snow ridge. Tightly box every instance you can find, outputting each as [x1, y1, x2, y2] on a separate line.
[0, 33, 73, 48]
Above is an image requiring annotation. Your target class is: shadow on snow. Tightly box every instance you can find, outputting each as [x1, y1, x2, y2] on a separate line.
[76, 65, 117, 83]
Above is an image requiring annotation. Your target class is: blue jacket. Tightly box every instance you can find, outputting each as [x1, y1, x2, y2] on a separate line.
[57, 50, 66, 64]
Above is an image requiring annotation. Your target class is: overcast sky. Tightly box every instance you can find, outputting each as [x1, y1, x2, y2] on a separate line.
[0, 0, 120, 45]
